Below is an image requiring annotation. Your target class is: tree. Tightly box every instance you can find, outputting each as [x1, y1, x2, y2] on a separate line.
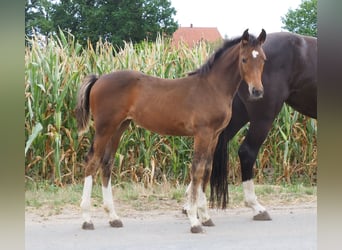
[25, 0, 178, 48]
[25, 0, 54, 40]
[281, 0, 317, 37]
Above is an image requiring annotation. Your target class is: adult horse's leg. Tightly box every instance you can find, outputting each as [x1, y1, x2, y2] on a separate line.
[239, 119, 275, 220]
[101, 120, 131, 228]
[236, 73, 289, 220]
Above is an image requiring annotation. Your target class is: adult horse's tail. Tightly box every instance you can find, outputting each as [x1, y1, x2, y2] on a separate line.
[75, 74, 98, 134]
[210, 130, 229, 209]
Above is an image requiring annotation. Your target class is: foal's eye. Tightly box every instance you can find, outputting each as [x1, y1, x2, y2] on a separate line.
[242, 58, 247, 63]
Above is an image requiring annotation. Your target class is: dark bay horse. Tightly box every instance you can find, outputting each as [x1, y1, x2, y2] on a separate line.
[209, 32, 317, 220]
[75, 29, 267, 233]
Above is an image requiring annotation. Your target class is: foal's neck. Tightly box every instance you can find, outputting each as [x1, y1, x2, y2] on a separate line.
[209, 46, 242, 97]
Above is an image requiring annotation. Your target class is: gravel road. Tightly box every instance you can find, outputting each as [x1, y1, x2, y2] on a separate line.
[25, 203, 316, 250]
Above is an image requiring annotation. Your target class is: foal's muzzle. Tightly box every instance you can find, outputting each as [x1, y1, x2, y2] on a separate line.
[246, 81, 264, 100]
[251, 87, 264, 99]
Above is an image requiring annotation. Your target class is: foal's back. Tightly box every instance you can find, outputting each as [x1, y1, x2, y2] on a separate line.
[89, 70, 226, 136]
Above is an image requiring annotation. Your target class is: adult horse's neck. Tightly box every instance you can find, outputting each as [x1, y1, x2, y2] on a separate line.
[208, 44, 242, 98]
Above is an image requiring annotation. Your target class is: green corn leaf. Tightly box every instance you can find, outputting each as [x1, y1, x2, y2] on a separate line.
[25, 122, 43, 156]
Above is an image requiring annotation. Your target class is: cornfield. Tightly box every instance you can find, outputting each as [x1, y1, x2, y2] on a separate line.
[25, 31, 317, 187]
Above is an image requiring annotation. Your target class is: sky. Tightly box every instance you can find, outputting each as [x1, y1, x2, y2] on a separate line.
[170, 0, 303, 38]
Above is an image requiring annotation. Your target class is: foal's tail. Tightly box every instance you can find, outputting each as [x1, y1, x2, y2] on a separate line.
[210, 129, 229, 209]
[75, 74, 98, 134]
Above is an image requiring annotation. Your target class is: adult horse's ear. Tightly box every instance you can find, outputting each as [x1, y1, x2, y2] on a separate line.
[242, 29, 249, 45]
[257, 29, 266, 44]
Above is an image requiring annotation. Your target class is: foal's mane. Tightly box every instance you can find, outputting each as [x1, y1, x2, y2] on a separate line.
[189, 34, 258, 76]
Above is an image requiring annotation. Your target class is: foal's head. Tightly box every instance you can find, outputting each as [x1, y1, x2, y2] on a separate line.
[239, 29, 267, 99]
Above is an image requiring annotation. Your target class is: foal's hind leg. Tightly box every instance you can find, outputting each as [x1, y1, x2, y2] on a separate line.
[100, 139, 122, 228]
[81, 173, 94, 229]
[80, 120, 129, 230]
[80, 144, 104, 230]
[101, 120, 130, 228]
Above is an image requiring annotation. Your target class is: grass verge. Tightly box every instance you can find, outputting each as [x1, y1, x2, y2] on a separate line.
[25, 181, 316, 218]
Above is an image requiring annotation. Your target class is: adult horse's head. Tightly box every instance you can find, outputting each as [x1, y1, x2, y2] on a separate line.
[239, 29, 266, 99]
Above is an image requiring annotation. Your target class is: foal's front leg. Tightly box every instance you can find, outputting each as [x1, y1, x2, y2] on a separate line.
[186, 135, 217, 233]
[197, 156, 216, 227]
[183, 182, 214, 227]
[187, 180, 215, 233]
[186, 182, 204, 233]
[197, 186, 215, 227]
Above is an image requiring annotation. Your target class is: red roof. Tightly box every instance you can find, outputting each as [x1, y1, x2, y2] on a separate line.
[172, 25, 222, 47]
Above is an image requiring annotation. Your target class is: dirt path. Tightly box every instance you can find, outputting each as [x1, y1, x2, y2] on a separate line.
[26, 201, 316, 250]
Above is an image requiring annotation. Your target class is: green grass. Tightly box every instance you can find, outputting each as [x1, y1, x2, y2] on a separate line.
[25, 181, 316, 216]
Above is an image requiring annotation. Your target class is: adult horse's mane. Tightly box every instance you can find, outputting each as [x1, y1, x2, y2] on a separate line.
[189, 33, 258, 76]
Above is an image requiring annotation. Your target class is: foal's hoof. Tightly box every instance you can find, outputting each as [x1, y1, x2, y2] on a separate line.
[202, 219, 215, 227]
[109, 219, 123, 228]
[253, 211, 272, 221]
[190, 225, 204, 233]
[182, 208, 187, 215]
[82, 221, 94, 230]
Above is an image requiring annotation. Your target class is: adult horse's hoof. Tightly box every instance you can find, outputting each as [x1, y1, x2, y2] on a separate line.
[202, 219, 215, 227]
[253, 211, 272, 221]
[82, 221, 94, 230]
[191, 225, 204, 233]
[109, 219, 123, 227]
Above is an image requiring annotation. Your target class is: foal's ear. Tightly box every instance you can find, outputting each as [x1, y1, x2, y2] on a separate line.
[257, 29, 266, 44]
[242, 29, 249, 45]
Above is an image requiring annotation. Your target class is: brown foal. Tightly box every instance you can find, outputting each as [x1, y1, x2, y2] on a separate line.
[76, 29, 266, 233]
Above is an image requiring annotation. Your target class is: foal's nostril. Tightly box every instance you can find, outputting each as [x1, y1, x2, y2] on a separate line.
[252, 88, 264, 98]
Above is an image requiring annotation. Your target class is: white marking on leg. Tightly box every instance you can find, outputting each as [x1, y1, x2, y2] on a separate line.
[80, 175, 93, 223]
[102, 177, 120, 221]
[243, 179, 266, 215]
[186, 182, 201, 228]
[197, 187, 211, 223]
[183, 182, 191, 212]
[252, 50, 259, 58]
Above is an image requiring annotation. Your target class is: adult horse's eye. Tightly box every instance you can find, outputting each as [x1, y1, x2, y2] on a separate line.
[242, 58, 247, 63]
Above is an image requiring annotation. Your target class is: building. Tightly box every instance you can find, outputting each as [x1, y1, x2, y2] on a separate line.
[172, 24, 222, 48]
